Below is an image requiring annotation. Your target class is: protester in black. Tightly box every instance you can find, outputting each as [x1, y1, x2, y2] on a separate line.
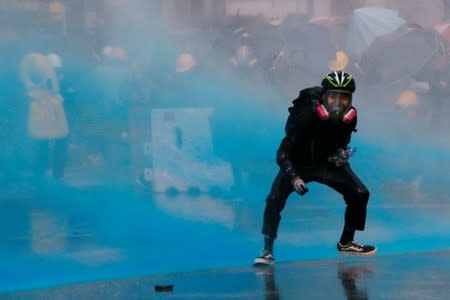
[254, 70, 376, 265]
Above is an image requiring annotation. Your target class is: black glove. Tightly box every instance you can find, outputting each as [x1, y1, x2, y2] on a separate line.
[328, 148, 354, 167]
[291, 176, 308, 195]
[335, 156, 348, 167]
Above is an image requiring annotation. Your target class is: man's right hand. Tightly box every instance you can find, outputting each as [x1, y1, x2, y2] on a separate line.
[291, 176, 308, 195]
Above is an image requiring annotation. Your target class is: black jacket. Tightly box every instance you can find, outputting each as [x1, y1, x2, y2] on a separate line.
[276, 86, 357, 179]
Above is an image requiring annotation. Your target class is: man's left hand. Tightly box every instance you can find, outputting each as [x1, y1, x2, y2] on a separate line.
[328, 148, 350, 167]
[335, 157, 348, 167]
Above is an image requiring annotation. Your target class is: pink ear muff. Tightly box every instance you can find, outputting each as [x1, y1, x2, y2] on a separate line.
[315, 103, 329, 120]
[343, 108, 357, 123]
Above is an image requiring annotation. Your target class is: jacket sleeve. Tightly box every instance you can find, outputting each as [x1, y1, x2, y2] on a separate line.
[276, 109, 309, 179]
[338, 115, 357, 149]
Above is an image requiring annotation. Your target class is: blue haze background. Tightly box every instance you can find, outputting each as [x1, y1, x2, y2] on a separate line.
[1, 0, 450, 294]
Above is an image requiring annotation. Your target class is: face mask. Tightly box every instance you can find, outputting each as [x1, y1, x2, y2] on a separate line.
[315, 92, 357, 124]
[327, 101, 345, 122]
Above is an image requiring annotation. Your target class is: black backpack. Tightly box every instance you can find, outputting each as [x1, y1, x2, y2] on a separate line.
[289, 86, 323, 114]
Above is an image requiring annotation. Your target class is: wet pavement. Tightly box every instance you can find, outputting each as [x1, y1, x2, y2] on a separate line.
[2, 250, 450, 299]
[1, 126, 450, 299]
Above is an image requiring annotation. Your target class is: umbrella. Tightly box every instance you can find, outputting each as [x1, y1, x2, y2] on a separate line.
[346, 7, 406, 59]
[358, 28, 442, 85]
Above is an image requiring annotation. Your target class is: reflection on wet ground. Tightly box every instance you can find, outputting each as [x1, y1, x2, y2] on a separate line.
[2, 250, 450, 299]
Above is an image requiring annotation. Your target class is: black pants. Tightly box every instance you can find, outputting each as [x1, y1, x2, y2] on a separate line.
[262, 163, 369, 239]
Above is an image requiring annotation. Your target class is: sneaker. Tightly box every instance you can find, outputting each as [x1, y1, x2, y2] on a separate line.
[337, 241, 377, 256]
[253, 250, 275, 266]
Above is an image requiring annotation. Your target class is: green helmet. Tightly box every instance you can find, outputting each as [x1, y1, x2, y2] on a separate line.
[321, 70, 355, 94]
